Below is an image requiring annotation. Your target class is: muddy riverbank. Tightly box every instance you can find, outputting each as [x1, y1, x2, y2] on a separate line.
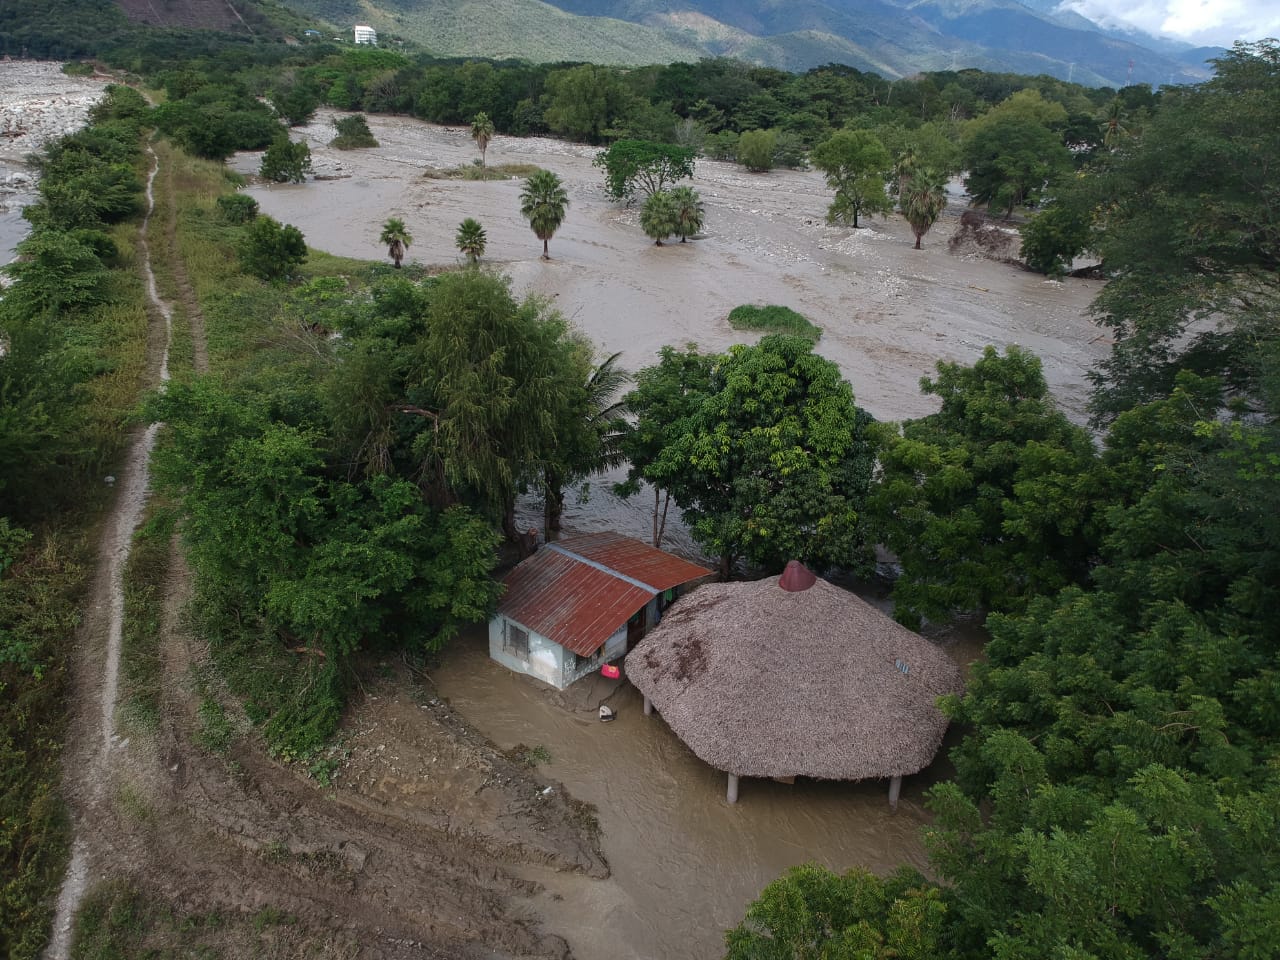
[233, 109, 1107, 425]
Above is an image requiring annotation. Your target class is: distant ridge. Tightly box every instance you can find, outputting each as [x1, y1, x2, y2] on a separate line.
[275, 0, 1217, 85]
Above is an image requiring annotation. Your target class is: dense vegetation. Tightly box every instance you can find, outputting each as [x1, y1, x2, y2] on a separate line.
[726, 43, 1280, 960]
[2, 7, 1277, 956]
[0, 86, 153, 959]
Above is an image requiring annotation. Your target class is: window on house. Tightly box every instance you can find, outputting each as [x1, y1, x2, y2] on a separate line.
[504, 622, 529, 659]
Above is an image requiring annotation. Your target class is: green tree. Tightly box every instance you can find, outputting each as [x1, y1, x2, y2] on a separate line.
[626, 336, 877, 578]
[616, 344, 717, 548]
[240, 216, 307, 281]
[962, 115, 1071, 217]
[668, 185, 704, 242]
[1087, 41, 1280, 419]
[259, 137, 312, 184]
[410, 271, 590, 541]
[736, 128, 776, 172]
[725, 864, 945, 960]
[542, 351, 631, 538]
[379, 216, 411, 268]
[899, 168, 947, 249]
[811, 130, 892, 228]
[542, 64, 631, 143]
[640, 189, 678, 245]
[519, 169, 569, 260]
[470, 111, 495, 169]
[455, 217, 486, 264]
[592, 139, 696, 202]
[870, 346, 1100, 627]
[330, 114, 378, 149]
[1020, 200, 1092, 276]
[272, 82, 320, 126]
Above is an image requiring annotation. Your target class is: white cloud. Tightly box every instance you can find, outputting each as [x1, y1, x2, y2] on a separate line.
[1058, 0, 1280, 46]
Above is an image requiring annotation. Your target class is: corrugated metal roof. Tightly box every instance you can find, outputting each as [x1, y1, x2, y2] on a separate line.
[497, 533, 711, 658]
[555, 532, 712, 592]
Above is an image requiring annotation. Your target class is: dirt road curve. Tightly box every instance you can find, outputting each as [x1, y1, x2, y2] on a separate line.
[50, 141, 607, 960]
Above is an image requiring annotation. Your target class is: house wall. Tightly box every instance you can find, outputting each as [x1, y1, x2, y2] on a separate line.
[488, 616, 629, 690]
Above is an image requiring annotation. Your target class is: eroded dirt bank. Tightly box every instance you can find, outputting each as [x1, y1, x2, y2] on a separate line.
[233, 109, 1107, 424]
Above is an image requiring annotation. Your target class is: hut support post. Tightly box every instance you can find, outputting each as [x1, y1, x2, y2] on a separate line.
[643, 695, 653, 716]
[888, 775, 902, 809]
[726, 773, 739, 803]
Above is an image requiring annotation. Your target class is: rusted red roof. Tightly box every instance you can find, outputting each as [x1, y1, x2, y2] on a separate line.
[497, 533, 712, 658]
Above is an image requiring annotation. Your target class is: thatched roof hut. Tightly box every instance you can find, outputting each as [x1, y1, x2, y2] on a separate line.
[624, 562, 964, 803]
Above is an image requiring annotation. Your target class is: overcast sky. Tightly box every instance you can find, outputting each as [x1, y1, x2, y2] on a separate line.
[1059, 0, 1280, 47]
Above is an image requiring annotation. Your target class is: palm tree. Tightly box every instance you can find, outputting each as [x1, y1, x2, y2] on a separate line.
[640, 190, 678, 246]
[544, 351, 631, 537]
[1100, 98, 1130, 150]
[668, 186, 705, 243]
[900, 170, 947, 250]
[455, 217, 487, 264]
[379, 217, 412, 268]
[471, 112, 495, 170]
[519, 170, 569, 260]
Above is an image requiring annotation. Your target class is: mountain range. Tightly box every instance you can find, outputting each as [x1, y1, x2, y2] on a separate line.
[275, 0, 1221, 86]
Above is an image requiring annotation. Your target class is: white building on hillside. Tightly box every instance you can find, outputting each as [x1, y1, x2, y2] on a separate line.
[353, 25, 377, 45]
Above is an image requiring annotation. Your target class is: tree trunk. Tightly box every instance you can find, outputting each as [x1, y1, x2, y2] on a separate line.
[914, 233, 922, 250]
[718, 553, 733, 581]
[542, 238, 549, 259]
[651, 487, 671, 548]
[543, 470, 564, 541]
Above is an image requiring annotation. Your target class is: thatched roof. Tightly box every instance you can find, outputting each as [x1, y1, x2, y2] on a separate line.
[625, 564, 964, 781]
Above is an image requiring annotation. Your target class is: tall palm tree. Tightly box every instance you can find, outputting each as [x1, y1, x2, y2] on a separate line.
[640, 190, 678, 246]
[519, 170, 569, 260]
[1100, 98, 1130, 150]
[543, 351, 631, 537]
[668, 185, 705, 243]
[455, 217, 487, 264]
[471, 112, 495, 170]
[900, 170, 947, 250]
[379, 217, 412, 268]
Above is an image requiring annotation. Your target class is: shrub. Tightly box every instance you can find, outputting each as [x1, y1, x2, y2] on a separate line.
[330, 114, 378, 150]
[239, 215, 307, 281]
[737, 129, 776, 172]
[216, 193, 258, 224]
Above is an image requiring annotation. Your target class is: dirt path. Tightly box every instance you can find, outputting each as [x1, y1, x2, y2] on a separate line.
[50, 140, 607, 960]
[45, 146, 172, 960]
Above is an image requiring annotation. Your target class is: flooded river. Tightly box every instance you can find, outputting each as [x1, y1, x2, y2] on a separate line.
[233, 109, 1108, 425]
[231, 110, 1091, 957]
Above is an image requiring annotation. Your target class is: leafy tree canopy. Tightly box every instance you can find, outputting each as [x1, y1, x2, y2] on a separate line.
[593, 139, 696, 202]
[870, 345, 1100, 627]
[624, 335, 876, 577]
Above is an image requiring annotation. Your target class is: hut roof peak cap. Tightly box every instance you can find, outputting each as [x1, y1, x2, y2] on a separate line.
[779, 561, 817, 592]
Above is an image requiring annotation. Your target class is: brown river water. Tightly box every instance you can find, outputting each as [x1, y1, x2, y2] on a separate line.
[432, 609, 984, 960]
[228, 110, 1083, 958]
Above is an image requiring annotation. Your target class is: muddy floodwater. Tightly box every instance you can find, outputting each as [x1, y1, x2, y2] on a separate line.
[233, 109, 1108, 425]
[230, 110, 1101, 958]
[433, 613, 983, 960]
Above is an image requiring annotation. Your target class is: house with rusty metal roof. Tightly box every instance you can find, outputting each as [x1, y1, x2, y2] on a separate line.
[489, 532, 712, 690]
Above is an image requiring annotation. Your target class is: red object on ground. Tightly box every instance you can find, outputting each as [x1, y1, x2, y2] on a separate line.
[601, 664, 621, 679]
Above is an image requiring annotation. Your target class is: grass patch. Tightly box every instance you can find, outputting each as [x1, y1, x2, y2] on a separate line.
[119, 506, 176, 735]
[70, 880, 351, 959]
[422, 162, 543, 181]
[727, 304, 822, 341]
